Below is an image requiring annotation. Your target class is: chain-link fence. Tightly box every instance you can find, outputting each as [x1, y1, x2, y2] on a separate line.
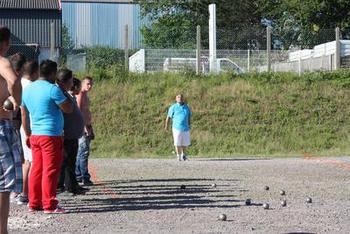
[127, 25, 342, 74]
[60, 21, 345, 74]
[6, 44, 40, 61]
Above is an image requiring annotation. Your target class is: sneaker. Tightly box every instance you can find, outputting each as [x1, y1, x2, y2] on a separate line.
[17, 195, 29, 205]
[10, 193, 20, 203]
[177, 154, 181, 161]
[28, 206, 43, 213]
[77, 185, 90, 192]
[83, 180, 93, 186]
[44, 206, 66, 214]
[76, 177, 82, 183]
[181, 154, 188, 161]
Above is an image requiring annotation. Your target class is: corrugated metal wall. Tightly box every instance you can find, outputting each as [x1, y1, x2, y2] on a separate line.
[0, 0, 60, 10]
[0, 10, 62, 48]
[62, 2, 142, 49]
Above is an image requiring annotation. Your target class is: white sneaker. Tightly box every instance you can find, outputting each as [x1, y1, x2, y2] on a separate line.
[17, 194, 29, 205]
[177, 154, 181, 161]
[10, 193, 20, 203]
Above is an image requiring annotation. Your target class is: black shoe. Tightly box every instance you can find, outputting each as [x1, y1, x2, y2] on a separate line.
[83, 180, 93, 186]
[76, 177, 82, 183]
[77, 186, 90, 192]
[69, 189, 86, 195]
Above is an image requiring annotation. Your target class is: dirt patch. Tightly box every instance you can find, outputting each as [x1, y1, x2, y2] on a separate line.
[9, 157, 350, 233]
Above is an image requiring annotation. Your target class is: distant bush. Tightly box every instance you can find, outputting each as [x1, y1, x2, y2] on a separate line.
[84, 46, 125, 69]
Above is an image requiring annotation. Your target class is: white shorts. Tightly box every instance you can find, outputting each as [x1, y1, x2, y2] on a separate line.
[20, 127, 32, 162]
[172, 129, 191, 147]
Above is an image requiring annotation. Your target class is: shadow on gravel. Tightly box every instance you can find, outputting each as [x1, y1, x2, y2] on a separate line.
[62, 178, 245, 214]
[92, 178, 238, 186]
[283, 232, 315, 234]
[197, 158, 271, 162]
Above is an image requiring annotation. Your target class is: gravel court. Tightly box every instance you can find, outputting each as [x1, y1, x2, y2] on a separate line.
[9, 157, 350, 234]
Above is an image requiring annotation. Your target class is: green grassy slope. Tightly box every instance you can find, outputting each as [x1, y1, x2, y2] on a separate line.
[87, 70, 350, 158]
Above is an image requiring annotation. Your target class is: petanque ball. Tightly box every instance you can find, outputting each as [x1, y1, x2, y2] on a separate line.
[280, 190, 286, 195]
[245, 199, 252, 206]
[263, 203, 269, 209]
[3, 99, 13, 111]
[281, 200, 287, 207]
[211, 183, 217, 188]
[218, 214, 227, 221]
[306, 197, 312, 203]
[264, 185, 270, 191]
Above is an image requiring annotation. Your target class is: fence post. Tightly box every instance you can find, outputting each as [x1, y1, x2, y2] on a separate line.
[196, 25, 201, 75]
[247, 46, 250, 72]
[298, 50, 302, 76]
[266, 26, 271, 72]
[124, 25, 129, 72]
[50, 22, 55, 61]
[209, 4, 217, 74]
[335, 27, 341, 70]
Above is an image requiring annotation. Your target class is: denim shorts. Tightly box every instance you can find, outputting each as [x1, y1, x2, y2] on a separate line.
[0, 120, 23, 193]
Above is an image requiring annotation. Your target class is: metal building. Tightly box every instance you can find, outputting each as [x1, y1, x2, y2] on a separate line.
[0, 0, 62, 61]
[61, 0, 143, 49]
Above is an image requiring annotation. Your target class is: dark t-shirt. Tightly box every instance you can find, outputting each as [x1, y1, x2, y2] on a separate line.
[63, 92, 84, 139]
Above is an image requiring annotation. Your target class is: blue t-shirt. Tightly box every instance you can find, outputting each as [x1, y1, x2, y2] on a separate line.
[167, 103, 192, 131]
[22, 80, 67, 136]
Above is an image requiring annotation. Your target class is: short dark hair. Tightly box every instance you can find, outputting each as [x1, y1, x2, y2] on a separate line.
[39, 60, 57, 78]
[9, 53, 27, 72]
[56, 68, 73, 84]
[23, 60, 39, 76]
[70, 77, 81, 91]
[0, 27, 10, 43]
[83, 76, 93, 82]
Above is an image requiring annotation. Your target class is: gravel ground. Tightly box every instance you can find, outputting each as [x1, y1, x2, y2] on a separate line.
[9, 157, 350, 234]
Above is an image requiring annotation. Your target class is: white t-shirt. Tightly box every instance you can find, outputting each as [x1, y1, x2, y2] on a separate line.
[21, 78, 32, 90]
[20, 78, 33, 161]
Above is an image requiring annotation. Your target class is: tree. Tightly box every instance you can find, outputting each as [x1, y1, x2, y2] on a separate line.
[137, 0, 265, 49]
[62, 24, 75, 50]
[260, 0, 350, 49]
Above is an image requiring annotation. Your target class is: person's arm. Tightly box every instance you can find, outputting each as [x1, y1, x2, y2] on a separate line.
[21, 106, 31, 148]
[51, 86, 74, 114]
[165, 105, 173, 131]
[21, 106, 31, 136]
[0, 59, 21, 110]
[188, 106, 192, 128]
[90, 124, 95, 139]
[76, 93, 88, 134]
[164, 116, 171, 131]
[76, 92, 83, 109]
[59, 99, 74, 114]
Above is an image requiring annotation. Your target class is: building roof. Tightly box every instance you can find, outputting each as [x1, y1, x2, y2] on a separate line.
[61, 0, 133, 3]
[0, 0, 61, 10]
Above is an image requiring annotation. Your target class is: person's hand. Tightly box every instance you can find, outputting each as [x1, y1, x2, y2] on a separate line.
[2, 96, 18, 112]
[8, 96, 19, 111]
[89, 132, 95, 140]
